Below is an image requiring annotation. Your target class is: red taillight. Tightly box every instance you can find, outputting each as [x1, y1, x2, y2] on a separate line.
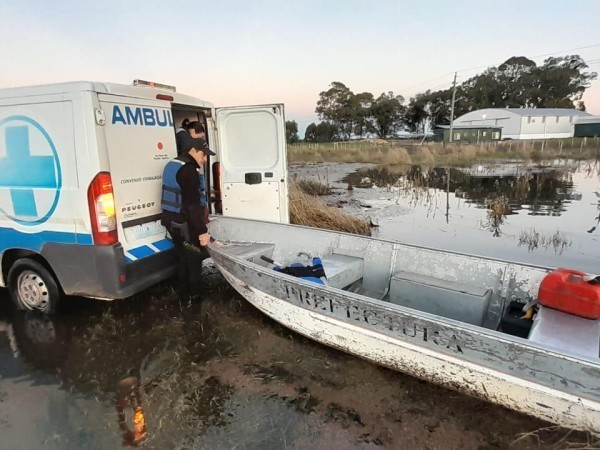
[212, 161, 221, 189]
[88, 172, 118, 245]
[156, 94, 174, 102]
[212, 162, 222, 214]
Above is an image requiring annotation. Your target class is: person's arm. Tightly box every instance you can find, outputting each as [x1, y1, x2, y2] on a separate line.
[176, 164, 208, 239]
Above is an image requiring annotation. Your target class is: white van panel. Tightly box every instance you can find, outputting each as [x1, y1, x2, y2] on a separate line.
[99, 95, 177, 260]
[216, 105, 288, 223]
[0, 100, 81, 241]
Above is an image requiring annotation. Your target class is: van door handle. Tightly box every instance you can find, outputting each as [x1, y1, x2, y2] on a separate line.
[245, 173, 262, 185]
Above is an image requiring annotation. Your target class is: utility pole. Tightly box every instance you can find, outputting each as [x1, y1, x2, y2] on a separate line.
[448, 72, 458, 143]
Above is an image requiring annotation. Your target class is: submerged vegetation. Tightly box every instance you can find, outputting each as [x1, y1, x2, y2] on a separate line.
[484, 197, 512, 237]
[288, 181, 371, 235]
[288, 138, 600, 165]
[518, 229, 572, 253]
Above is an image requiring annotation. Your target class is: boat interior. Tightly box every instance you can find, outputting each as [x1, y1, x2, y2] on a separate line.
[210, 218, 600, 361]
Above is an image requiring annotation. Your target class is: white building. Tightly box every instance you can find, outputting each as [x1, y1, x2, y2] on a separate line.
[454, 108, 591, 140]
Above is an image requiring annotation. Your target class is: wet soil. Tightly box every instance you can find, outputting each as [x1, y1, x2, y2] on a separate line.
[2, 160, 600, 449]
[1, 261, 597, 449]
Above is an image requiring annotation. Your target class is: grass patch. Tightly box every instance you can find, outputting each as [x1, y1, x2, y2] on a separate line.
[295, 179, 332, 196]
[289, 181, 371, 236]
[288, 138, 600, 166]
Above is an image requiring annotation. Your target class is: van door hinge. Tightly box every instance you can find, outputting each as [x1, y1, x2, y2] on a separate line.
[95, 108, 106, 126]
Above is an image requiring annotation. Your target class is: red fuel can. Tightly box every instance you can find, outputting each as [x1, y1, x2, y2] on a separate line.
[538, 269, 600, 319]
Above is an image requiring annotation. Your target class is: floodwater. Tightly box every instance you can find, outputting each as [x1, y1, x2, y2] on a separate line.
[292, 159, 600, 273]
[1, 159, 599, 449]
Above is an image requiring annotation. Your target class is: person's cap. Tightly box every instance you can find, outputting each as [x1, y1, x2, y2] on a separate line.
[181, 135, 216, 156]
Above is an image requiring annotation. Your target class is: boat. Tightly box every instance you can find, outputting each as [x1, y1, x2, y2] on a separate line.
[206, 215, 600, 434]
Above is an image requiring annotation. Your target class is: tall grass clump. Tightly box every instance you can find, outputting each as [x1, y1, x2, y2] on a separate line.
[288, 181, 371, 235]
[288, 137, 600, 165]
[411, 147, 435, 164]
[295, 179, 332, 195]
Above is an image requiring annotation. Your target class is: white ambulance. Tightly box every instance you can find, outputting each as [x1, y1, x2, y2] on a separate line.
[0, 80, 289, 313]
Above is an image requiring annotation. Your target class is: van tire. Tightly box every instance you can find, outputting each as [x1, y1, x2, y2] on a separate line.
[7, 259, 61, 314]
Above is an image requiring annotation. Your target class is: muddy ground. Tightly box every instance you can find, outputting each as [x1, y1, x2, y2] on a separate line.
[2, 160, 600, 449]
[0, 262, 597, 449]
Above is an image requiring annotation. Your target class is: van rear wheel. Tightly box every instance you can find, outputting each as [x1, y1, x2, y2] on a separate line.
[7, 259, 61, 314]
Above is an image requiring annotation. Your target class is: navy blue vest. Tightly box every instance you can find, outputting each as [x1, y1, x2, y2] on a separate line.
[161, 158, 207, 213]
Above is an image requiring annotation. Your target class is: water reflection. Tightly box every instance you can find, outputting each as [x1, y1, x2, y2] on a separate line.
[588, 191, 600, 234]
[116, 376, 147, 446]
[9, 311, 71, 372]
[0, 283, 246, 448]
[343, 161, 586, 237]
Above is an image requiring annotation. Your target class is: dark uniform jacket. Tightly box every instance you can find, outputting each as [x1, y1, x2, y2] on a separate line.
[161, 153, 208, 241]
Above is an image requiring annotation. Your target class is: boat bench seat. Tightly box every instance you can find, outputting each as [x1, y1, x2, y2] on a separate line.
[321, 253, 364, 289]
[219, 242, 276, 266]
[389, 271, 492, 326]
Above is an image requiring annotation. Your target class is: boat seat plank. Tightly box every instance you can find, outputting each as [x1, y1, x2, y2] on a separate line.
[321, 254, 364, 290]
[219, 242, 276, 265]
[529, 306, 600, 360]
[345, 283, 387, 300]
[389, 271, 492, 326]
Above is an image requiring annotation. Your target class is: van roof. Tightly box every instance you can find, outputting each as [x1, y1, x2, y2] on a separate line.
[0, 81, 214, 108]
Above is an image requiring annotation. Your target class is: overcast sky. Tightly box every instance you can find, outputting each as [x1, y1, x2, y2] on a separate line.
[1, 0, 599, 135]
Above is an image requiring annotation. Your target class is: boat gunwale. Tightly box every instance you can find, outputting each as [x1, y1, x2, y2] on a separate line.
[208, 242, 600, 370]
[208, 214, 557, 272]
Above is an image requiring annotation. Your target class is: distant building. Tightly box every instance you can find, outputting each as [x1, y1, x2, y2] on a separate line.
[454, 108, 591, 140]
[574, 116, 600, 137]
[433, 125, 502, 143]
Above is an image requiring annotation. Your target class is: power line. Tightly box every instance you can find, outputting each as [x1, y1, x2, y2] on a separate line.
[456, 43, 600, 75]
[403, 42, 600, 96]
[400, 71, 456, 92]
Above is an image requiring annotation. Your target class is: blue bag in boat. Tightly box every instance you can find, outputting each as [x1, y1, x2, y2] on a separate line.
[273, 257, 327, 285]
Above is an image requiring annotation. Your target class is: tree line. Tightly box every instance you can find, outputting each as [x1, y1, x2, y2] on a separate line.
[285, 54, 597, 143]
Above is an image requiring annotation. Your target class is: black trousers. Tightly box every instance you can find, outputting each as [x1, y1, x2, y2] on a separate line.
[170, 224, 208, 299]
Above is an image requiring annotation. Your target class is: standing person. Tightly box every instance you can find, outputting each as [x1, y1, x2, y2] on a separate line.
[161, 135, 215, 301]
[175, 118, 190, 154]
[186, 121, 206, 139]
[176, 120, 207, 155]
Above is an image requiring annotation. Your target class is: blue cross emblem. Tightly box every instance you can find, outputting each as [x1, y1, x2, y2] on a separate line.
[0, 116, 62, 226]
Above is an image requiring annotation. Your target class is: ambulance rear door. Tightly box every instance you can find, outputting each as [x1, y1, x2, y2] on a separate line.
[99, 95, 176, 262]
[215, 104, 288, 223]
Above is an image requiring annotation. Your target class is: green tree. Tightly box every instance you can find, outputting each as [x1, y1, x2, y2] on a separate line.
[303, 121, 338, 142]
[304, 122, 317, 141]
[532, 55, 596, 109]
[412, 54, 597, 125]
[315, 82, 357, 140]
[314, 122, 338, 142]
[285, 120, 299, 144]
[404, 96, 429, 134]
[353, 92, 375, 138]
[369, 92, 406, 138]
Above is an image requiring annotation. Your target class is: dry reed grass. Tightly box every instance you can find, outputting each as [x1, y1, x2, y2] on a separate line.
[288, 181, 371, 235]
[288, 138, 600, 165]
[295, 179, 332, 195]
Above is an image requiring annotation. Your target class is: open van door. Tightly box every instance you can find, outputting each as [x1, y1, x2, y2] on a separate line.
[215, 105, 288, 223]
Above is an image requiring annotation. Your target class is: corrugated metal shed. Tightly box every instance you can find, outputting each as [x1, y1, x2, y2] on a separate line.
[433, 125, 502, 143]
[454, 108, 591, 139]
[574, 116, 600, 137]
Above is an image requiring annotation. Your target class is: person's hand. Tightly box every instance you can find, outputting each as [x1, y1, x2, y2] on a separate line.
[199, 233, 210, 247]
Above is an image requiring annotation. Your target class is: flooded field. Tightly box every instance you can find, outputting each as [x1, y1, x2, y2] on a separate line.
[291, 159, 600, 273]
[1, 159, 599, 449]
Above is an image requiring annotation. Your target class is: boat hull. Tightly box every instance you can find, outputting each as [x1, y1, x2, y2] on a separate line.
[214, 260, 600, 434]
